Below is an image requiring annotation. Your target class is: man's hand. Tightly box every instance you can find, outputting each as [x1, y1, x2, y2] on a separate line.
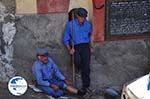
[69, 48, 75, 55]
[51, 84, 59, 91]
[64, 79, 72, 85]
[90, 47, 94, 53]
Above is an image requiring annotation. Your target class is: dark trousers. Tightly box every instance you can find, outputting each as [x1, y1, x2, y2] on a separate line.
[74, 43, 91, 89]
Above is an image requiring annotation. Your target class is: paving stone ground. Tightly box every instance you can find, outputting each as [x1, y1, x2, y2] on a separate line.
[0, 82, 108, 99]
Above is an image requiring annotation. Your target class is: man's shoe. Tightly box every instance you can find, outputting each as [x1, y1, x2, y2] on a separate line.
[77, 89, 86, 96]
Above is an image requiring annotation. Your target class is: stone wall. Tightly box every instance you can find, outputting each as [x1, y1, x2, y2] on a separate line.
[0, 0, 16, 81]
[0, 0, 150, 91]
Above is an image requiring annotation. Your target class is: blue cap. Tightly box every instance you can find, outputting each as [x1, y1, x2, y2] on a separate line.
[77, 8, 88, 18]
[37, 48, 49, 57]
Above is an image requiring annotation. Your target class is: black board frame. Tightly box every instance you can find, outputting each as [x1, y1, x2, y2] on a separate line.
[105, 0, 150, 40]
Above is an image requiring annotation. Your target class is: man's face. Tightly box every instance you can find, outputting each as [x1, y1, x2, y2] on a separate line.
[77, 15, 85, 24]
[38, 55, 48, 64]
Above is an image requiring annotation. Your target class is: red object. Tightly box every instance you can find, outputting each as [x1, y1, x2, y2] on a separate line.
[37, 0, 49, 14]
[92, 0, 105, 42]
[37, 0, 70, 14]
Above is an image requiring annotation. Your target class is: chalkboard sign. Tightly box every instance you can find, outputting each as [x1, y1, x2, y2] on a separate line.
[106, 0, 150, 40]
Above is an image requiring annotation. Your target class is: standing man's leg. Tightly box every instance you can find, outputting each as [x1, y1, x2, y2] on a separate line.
[74, 46, 81, 72]
[80, 44, 91, 91]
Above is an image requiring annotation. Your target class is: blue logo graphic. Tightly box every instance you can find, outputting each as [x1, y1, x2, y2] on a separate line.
[8, 76, 28, 96]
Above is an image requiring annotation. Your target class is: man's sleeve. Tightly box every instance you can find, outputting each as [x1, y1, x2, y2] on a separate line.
[50, 59, 65, 80]
[63, 21, 71, 46]
[89, 22, 93, 36]
[32, 62, 50, 86]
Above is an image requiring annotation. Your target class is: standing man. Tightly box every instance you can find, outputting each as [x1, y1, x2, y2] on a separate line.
[63, 8, 93, 93]
[32, 48, 84, 98]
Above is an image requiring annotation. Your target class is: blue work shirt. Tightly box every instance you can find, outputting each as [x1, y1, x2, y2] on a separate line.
[63, 19, 92, 46]
[32, 57, 65, 86]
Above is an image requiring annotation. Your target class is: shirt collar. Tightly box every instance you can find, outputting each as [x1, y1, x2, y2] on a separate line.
[75, 18, 86, 26]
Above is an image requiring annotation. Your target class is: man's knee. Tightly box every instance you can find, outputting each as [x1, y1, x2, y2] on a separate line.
[52, 90, 64, 97]
[38, 86, 64, 97]
[45, 89, 64, 97]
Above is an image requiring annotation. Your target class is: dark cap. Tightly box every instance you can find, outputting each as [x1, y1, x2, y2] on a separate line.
[37, 48, 49, 57]
[77, 8, 88, 18]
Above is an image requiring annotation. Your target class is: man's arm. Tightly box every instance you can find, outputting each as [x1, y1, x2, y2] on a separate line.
[63, 22, 71, 47]
[88, 22, 94, 53]
[32, 62, 50, 86]
[49, 58, 66, 81]
[63, 21, 75, 55]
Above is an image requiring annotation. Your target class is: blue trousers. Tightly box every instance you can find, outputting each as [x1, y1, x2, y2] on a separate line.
[38, 79, 67, 97]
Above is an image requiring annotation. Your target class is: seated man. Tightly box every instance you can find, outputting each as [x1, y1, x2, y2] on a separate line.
[32, 48, 84, 98]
